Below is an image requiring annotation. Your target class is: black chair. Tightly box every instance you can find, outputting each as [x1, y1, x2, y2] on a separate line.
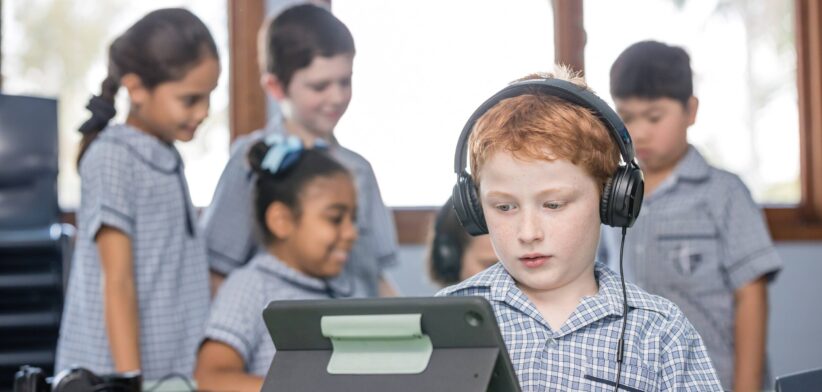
[0, 93, 70, 390]
[775, 367, 822, 391]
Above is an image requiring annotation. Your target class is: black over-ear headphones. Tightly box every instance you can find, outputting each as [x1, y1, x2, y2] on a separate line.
[452, 78, 645, 235]
[430, 197, 463, 284]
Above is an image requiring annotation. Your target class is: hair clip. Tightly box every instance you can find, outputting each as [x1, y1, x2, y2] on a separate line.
[261, 134, 305, 175]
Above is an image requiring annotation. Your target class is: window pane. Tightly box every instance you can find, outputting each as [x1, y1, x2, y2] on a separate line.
[332, 0, 554, 206]
[2, 0, 229, 208]
[584, 0, 799, 204]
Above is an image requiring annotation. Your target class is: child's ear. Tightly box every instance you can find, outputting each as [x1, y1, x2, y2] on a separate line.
[265, 201, 295, 239]
[120, 73, 149, 106]
[261, 73, 287, 100]
[686, 96, 699, 126]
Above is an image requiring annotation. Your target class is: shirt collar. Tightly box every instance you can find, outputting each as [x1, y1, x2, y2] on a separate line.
[449, 262, 670, 334]
[251, 252, 354, 298]
[263, 115, 340, 148]
[98, 123, 181, 173]
[671, 145, 710, 182]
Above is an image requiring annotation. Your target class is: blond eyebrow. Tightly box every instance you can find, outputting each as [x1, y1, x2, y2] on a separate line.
[484, 186, 576, 200]
[535, 186, 577, 197]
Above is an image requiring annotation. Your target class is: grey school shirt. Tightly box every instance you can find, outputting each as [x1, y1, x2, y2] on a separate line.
[200, 119, 398, 297]
[203, 252, 354, 376]
[600, 145, 782, 390]
[56, 124, 210, 378]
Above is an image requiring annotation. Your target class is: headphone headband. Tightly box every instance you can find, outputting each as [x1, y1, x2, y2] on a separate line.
[454, 78, 637, 175]
[452, 77, 644, 233]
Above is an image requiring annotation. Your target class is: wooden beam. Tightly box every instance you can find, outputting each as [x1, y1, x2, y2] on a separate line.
[759, 0, 822, 241]
[228, 0, 267, 142]
[552, 0, 585, 74]
[795, 0, 822, 222]
[393, 208, 437, 245]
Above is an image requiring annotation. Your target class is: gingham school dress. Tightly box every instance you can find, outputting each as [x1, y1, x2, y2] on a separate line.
[203, 252, 353, 375]
[56, 124, 210, 379]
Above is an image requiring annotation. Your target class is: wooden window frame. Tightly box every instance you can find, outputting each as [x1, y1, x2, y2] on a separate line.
[228, 0, 822, 243]
[228, 0, 267, 141]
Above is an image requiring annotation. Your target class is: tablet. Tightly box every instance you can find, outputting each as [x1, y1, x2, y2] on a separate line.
[261, 296, 521, 392]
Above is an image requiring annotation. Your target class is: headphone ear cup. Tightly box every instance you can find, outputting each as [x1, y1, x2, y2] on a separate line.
[452, 174, 488, 236]
[602, 166, 644, 228]
[431, 233, 462, 284]
[600, 176, 615, 226]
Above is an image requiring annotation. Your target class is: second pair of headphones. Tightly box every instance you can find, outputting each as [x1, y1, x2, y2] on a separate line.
[430, 197, 464, 284]
[452, 78, 644, 235]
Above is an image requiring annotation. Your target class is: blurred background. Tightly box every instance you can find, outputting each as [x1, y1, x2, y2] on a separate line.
[1, 0, 821, 389]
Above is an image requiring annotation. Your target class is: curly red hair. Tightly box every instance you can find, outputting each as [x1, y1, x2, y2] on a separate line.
[468, 66, 621, 192]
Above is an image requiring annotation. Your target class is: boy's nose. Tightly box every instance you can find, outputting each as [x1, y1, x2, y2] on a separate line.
[328, 83, 351, 105]
[627, 122, 650, 142]
[517, 211, 544, 244]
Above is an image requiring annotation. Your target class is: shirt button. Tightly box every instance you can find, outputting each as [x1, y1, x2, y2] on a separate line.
[545, 338, 556, 349]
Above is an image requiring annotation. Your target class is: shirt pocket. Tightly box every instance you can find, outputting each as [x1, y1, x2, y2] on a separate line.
[582, 357, 658, 392]
[653, 217, 722, 290]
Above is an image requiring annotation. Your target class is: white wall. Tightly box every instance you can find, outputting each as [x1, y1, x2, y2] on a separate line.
[767, 243, 822, 378]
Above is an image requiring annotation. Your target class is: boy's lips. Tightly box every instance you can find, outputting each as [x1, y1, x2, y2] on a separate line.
[323, 112, 343, 121]
[519, 253, 552, 269]
[635, 148, 651, 160]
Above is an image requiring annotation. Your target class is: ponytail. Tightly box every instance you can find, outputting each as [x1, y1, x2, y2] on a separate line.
[76, 74, 119, 165]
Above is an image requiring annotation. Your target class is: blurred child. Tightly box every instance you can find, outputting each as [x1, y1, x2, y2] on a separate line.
[201, 3, 398, 297]
[439, 67, 722, 390]
[195, 136, 357, 391]
[606, 40, 783, 390]
[428, 197, 497, 286]
[56, 8, 219, 378]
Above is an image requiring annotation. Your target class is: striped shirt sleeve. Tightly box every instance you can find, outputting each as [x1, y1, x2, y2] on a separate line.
[200, 137, 259, 275]
[658, 311, 723, 391]
[79, 141, 136, 238]
[720, 176, 782, 289]
[360, 161, 398, 270]
[203, 269, 265, 363]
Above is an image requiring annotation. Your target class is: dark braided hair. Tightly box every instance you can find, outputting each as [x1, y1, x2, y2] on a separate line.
[77, 8, 219, 165]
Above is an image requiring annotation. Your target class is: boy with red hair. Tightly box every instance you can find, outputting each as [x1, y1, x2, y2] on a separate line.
[439, 68, 722, 391]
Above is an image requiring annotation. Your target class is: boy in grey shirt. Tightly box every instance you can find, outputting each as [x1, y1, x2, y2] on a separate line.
[602, 40, 783, 390]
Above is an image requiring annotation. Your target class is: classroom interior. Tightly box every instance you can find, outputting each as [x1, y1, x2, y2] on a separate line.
[1, 0, 822, 391]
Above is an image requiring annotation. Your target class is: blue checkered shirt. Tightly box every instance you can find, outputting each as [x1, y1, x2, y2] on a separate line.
[437, 262, 723, 391]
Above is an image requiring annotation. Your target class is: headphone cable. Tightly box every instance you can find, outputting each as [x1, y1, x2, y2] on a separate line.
[613, 226, 629, 392]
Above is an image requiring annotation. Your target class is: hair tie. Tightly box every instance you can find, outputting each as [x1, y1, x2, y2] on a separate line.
[260, 134, 306, 175]
[78, 95, 117, 135]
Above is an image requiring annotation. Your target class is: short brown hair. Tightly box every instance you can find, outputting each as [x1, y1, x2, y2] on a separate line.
[260, 4, 355, 89]
[468, 66, 620, 192]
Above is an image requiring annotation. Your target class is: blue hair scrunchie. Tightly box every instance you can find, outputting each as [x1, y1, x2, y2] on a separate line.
[260, 134, 330, 175]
